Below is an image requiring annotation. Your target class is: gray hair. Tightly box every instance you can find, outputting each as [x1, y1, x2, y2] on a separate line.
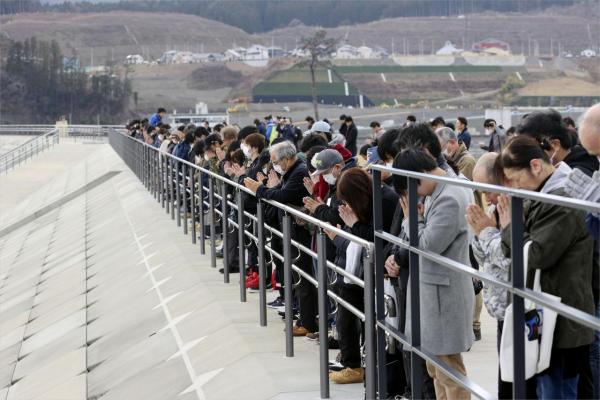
[435, 127, 457, 146]
[270, 140, 297, 161]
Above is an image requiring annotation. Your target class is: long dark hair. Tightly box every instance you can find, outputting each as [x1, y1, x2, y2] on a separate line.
[336, 168, 373, 224]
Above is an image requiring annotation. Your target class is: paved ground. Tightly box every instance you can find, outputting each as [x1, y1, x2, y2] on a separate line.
[0, 142, 498, 399]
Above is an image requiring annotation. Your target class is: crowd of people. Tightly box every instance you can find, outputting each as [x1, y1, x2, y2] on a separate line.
[125, 105, 600, 400]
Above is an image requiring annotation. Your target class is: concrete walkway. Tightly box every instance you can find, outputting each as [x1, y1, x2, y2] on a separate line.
[0, 143, 498, 399]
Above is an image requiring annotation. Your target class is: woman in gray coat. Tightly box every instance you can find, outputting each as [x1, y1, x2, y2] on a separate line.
[391, 148, 475, 400]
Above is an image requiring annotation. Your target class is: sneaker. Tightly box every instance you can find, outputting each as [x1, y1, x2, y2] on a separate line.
[215, 249, 224, 259]
[473, 327, 481, 341]
[305, 332, 319, 341]
[328, 360, 344, 372]
[329, 367, 364, 384]
[267, 296, 284, 309]
[278, 310, 299, 320]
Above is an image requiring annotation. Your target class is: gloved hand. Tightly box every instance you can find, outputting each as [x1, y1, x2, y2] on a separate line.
[564, 168, 600, 203]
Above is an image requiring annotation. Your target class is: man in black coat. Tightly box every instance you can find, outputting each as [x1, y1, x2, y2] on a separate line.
[343, 115, 358, 156]
[244, 141, 317, 336]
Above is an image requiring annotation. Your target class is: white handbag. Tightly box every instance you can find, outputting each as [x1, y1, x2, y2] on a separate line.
[500, 241, 561, 382]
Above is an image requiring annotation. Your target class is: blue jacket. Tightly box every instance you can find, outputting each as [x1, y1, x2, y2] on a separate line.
[457, 128, 471, 150]
[149, 113, 162, 128]
[173, 141, 191, 163]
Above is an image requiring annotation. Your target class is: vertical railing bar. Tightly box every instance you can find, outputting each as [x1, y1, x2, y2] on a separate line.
[317, 230, 330, 399]
[408, 177, 422, 400]
[283, 215, 294, 357]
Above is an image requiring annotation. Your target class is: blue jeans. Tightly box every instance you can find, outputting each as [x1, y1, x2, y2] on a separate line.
[591, 299, 600, 399]
[537, 347, 586, 399]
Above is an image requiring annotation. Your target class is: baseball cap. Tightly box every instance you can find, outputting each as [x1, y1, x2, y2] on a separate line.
[311, 149, 343, 176]
[205, 133, 223, 146]
[309, 120, 331, 134]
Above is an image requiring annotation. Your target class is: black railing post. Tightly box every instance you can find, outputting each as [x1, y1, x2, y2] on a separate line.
[183, 164, 188, 235]
[208, 177, 217, 269]
[372, 169, 387, 399]
[283, 214, 294, 357]
[408, 177, 422, 400]
[364, 248, 377, 400]
[257, 200, 267, 326]
[221, 180, 230, 283]
[237, 189, 246, 302]
[199, 169, 206, 255]
[316, 229, 330, 399]
[159, 154, 164, 208]
[510, 196, 526, 399]
[165, 156, 170, 214]
[170, 159, 175, 220]
[176, 164, 181, 227]
[190, 166, 197, 244]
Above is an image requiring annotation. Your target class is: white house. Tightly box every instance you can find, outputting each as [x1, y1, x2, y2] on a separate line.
[225, 49, 243, 61]
[172, 51, 195, 64]
[581, 49, 597, 58]
[159, 50, 178, 64]
[244, 45, 269, 60]
[357, 46, 377, 59]
[125, 54, 144, 65]
[436, 41, 462, 56]
[335, 45, 359, 59]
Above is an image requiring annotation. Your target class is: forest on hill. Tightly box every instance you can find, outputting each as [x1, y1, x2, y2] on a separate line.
[0, 37, 131, 123]
[1, 0, 590, 33]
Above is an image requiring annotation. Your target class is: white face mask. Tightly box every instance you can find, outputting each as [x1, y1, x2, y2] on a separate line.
[386, 161, 393, 168]
[204, 154, 210, 161]
[323, 173, 337, 185]
[273, 164, 284, 175]
[262, 166, 268, 174]
[241, 143, 252, 158]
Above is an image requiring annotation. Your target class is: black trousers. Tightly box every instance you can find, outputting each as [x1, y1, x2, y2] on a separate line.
[292, 225, 318, 332]
[337, 284, 364, 368]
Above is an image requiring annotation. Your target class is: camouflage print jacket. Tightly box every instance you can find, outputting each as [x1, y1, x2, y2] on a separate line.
[471, 226, 510, 321]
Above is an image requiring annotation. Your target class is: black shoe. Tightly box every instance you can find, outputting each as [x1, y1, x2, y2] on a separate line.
[219, 266, 240, 274]
[473, 328, 481, 341]
[327, 336, 340, 349]
[278, 310, 299, 320]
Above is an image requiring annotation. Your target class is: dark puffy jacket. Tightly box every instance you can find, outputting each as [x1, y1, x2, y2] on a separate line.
[563, 145, 599, 177]
[256, 158, 309, 210]
[501, 185, 595, 349]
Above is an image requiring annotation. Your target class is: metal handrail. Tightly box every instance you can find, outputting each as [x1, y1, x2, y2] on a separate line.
[109, 128, 600, 400]
[0, 128, 59, 174]
[369, 163, 600, 400]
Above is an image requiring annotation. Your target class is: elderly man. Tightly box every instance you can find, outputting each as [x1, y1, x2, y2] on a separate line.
[466, 153, 538, 399]
[564, 103, 600, 400]
[436, 127, 476, 180]
[244, 141, 317, 336]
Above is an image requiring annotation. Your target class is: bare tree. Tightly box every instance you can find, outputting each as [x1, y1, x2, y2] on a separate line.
[299, 30, 339, 120]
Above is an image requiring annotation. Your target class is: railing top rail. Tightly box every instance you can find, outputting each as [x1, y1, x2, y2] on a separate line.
[0, 128, 58, 160]
[370, 163, 600, 213]
[114, 129, 373, 250]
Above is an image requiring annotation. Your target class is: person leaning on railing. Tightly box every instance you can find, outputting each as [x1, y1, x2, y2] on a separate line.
[564, 103, 600, 400]
[498, 136, 595, 399]
[391, 147, 476, 400]
[466, 152, 538, 399]
[243, 141, 318, 337]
